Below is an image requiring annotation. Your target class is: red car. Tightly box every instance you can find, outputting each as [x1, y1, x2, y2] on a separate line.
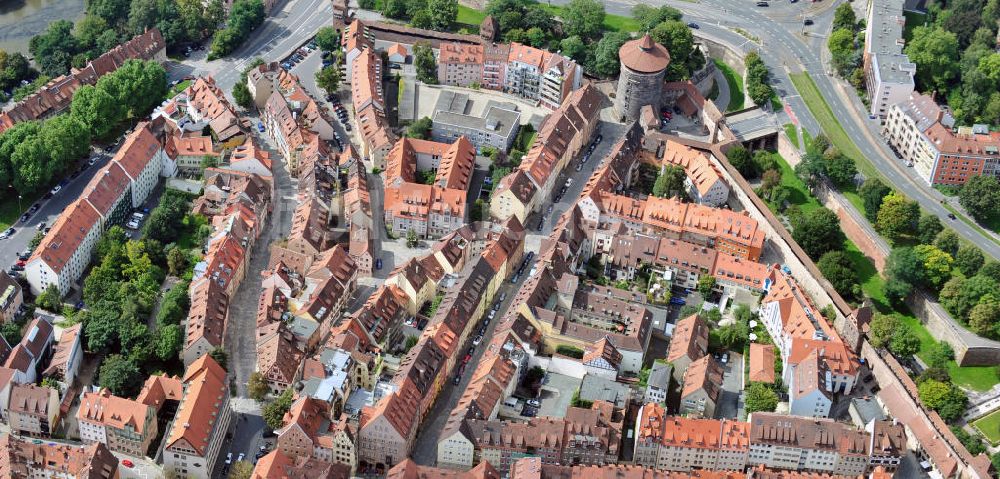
[121, 459, 134, 468]
[15, 260, 25, 267]
[462, 353, 472, 364]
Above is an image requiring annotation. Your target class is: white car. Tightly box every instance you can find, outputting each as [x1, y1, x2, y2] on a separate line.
[473, 336, 482, 346]
[49, 185, 61, 195]
[225, 453, 233, 465]
[237, 453, 245, 463]
[126, 220, 139, 230]
[527, 399, 541, 407]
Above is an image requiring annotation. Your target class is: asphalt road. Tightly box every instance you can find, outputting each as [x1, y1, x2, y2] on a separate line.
[0, 148, 115, 284]
[546, 0, 1000, 260]
[166, 0, 334, 94]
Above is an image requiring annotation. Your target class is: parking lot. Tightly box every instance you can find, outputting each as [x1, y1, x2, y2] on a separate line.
[715, 351, 745, 420]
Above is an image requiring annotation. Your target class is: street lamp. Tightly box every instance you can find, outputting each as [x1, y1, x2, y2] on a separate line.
[17, 195, 21, 214]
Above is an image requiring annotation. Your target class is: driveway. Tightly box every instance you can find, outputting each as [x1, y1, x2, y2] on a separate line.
[715, 351, 744, 420]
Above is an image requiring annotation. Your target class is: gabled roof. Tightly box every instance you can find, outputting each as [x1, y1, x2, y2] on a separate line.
[749, 343, 776, 384]
[666, 314, 708, 365]
[165, 355, 228, 456]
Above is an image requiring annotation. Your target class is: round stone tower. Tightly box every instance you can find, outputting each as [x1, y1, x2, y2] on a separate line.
[614, 34, 671, 122]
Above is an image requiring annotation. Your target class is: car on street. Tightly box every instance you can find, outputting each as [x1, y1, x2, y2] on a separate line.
[9, 264, 22, 272]
[803, 19, 814, 25]
[237, 453, 245, 463]
[756, 1, 768, 5]
[36, 222, 45, 231]
[375, 258, 383, 270]
[49, 185, 61, 195]
[121, 459, 134, 468]
[499, 292, 506, 301]
[948, 213, 957, 220]
[687, 22, 699, 29]
[473, 335, 482, 346]
[0, 228, 14, 239]
[15, 260, 25, 267]
[17, 252, 29, 261]
[88, 157, 97, 166]
[19, 213, 29, 223]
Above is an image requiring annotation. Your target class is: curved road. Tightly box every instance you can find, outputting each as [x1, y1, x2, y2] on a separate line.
[548, 0, 1000, 261]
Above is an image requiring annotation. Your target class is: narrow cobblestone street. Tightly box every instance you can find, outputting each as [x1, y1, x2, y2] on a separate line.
[223, 128, 297, 398]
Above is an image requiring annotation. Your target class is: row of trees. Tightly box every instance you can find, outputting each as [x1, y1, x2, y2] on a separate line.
[0, 59, 165, 198]
[744, 52, 774, 108]
[30, 0, 225, 77]
[208, 0, 266, 59]
[827, 4, 865, 90]
[371, 0, 459, 32]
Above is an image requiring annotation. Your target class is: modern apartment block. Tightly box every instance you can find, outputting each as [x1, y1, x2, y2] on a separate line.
[431, 91, 521, 152]
[882, 92, 1000, 185]
[862, 0, 915, 118]
[436, 41, 583, 110]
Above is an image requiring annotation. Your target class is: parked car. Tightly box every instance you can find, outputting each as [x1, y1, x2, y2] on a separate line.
[0, 228, 14, 239]
[527, 398, 541, 407]
[687, 22, 700, 29]
[499, 292, 507, 302]
[803, 19, 814, 25]
[375, 258, 383, 270]
[36, 222, 45, 231]
[19, 213, 29, 224]
[49, 185, 61, 195]
[121, 460, 134, 468]
[756, 1, 768, 6]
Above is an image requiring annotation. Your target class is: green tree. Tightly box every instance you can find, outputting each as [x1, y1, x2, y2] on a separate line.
[71, 85, 120, 138]
[167, 247, 188, 276]
[406, 117, 433, 139]
[631, 5, 682, 31]
[154, 324, 183, 361]
[563, 0, 605, 40]
[868, 313, 899, 349]
[559, 36, 587, 63]
[876, 192, 919, 243]
[315, 64, 342, 93]
[889, 326, 921, 358]
[406, 228, 419, 248]
[726, 145, 754, 177]
[752, 150, 777, 174]
[817, 251, 857, 299]
[713, 321, 749, 350]
[697, 275, 716, 297]
[745, 382, 778, 413]
[589, 32, 631, 77]
[248, 372, 270, 401]
[413, 42, 438, 84]
[980, 261, 1000, 283]
[832, 2, 857, 31]
[917, 214, 944, 245]
[913, 244, 953, 290]
[959, 175, 1000, 222]
[969, 294, 1000, 336]
[859, 178, 891, 222]
[955, 244, 985, 277]
[883, 247, 924, 305]
[262, 388, 294, 430]
[28, 20, 78, 77]
[940, 274, 1000, 320]
[652, 165, 685, 198]
[87, 0, 131, 28]
[905, 26, 960, 92]
[42, 116, 91, 174]
[209, 346, 228, 370]
[209, 0, 265, 58]
[828, 28, 859, 77]
[99, 354, 142, 397]
[229, 461, 254, 479]
[36, 284, 62, 311]
[744, 51, 774, 106]
[232, 81, 253, 110]
[937, 386, 969, 422]
[650, 20, 702, 81]
[918, 378, 952, 410]
[314, 26, 339, 52]
[934, 229, 961, 256]
[791, 208, 845, 260]
[427, 0, 458, 31]
[927, 340, 955, 369]
[825, 155, 857, 188]
[952, 426, 987, 456]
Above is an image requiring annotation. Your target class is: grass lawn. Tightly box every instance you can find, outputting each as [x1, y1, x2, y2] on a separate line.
[973, 409, 1000, 445]
[772, 151, 1000, 392]
[166, 79, 191, 99]
[456, 5, 486, 31]
[788, 72, 873, 178]
[0, 191, 40, 230]
[515, 130, 537, 152]
[784, 123, 799, 149]
[801, 128, 814, 151]
[714, 59, 744, 112]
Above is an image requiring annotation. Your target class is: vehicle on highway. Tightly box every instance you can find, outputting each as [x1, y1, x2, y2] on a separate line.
[19, 213, 30, 224]
[756, 1, 768, 5]
[0, 228, 14, 239]
[88, 157, 97, 166]
[948, 213, 957, 220]
[49, 185, 61, 195]
[803, 19, 814, 25]
[686, 22, 699, 29]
